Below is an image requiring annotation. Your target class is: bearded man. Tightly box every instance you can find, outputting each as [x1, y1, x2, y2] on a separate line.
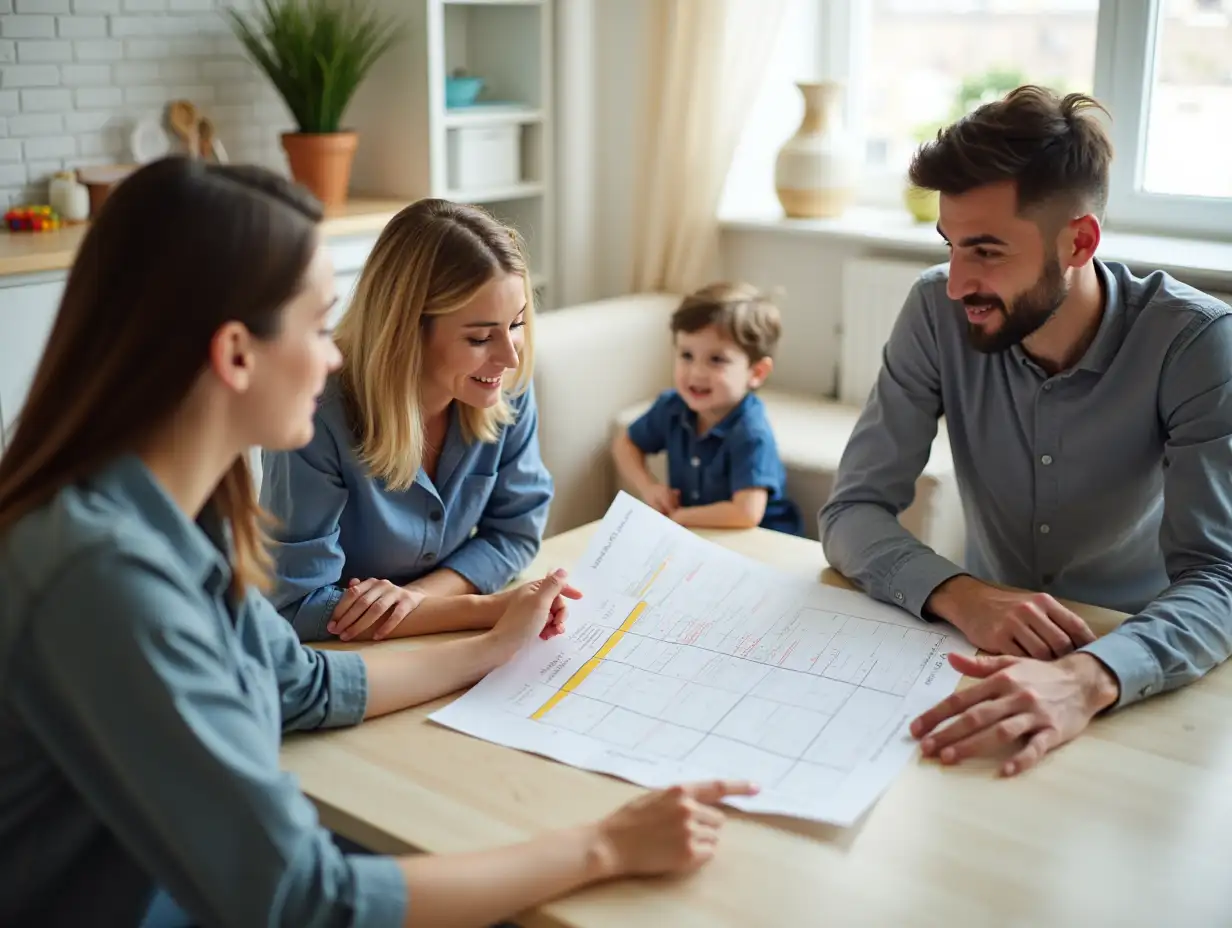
[821, 85, 1232, 777]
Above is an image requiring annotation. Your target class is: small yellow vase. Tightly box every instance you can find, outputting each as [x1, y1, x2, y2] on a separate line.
[903, 184, 939, 223]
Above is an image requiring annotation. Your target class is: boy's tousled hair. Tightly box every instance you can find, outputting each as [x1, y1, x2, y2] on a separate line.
[671, 282, 781, 363]
[909, 84, 1114, 222]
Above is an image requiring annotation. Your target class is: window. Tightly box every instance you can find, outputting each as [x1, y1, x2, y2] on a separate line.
[1098, 0, 1232, 235]
[860, 0, 1100, 184]
[1141, 0, 1232, 198]
[722, 0, 1232, 239]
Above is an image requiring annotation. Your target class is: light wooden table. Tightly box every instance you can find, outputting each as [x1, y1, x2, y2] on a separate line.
[281, 523, 1232, 927]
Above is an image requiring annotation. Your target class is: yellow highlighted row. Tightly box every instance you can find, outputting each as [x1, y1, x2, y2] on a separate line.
[531, 601, 647, 720]
[638, 558, 668, 598]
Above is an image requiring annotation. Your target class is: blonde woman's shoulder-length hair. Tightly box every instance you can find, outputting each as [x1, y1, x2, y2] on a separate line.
[333, 198, 535, 491]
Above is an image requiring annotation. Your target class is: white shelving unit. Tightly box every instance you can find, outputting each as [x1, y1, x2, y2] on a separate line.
[348, 0, 556, 307]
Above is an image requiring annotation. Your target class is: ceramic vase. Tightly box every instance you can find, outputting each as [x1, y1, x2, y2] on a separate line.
[903, 183, 940, 223]
[48, 170, 90, 223]
[774, 81, 859, 219]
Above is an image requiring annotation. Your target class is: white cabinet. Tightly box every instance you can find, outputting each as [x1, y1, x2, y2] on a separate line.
[332, 272, 360, 326]
[347, 0, 556, 307]
[0, 273, 65, 450]
[328, 233, 378, 326]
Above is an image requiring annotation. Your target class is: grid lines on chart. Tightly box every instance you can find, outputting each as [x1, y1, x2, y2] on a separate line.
[531, 596, 947, 785]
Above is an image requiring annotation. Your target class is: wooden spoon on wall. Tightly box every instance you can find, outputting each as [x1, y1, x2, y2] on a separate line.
[198, 117, 229, 163]
[167, 99, 200, 158]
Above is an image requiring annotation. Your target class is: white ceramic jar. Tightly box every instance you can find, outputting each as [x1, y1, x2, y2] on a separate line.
[48, 171, 90, 223]
[774, 81, 861, 219]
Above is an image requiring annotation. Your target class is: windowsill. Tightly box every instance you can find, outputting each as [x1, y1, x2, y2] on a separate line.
[719, 207, 1232, 292]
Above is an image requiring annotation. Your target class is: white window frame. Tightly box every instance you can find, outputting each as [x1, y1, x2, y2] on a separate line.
[1095, 0, 1232, 238]
[820, 0, 1232, 239]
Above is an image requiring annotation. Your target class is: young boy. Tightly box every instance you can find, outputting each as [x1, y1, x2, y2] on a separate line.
[611, 282, 804, 535]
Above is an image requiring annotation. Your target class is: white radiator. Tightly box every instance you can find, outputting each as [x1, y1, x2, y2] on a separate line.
[839, 257, 931, 407]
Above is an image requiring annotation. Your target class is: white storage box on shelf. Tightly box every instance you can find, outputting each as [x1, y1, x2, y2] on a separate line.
[447, 124, 521, 192]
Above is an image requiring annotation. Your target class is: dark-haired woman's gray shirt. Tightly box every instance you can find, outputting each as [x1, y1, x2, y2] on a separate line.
[0, 455, 405, 926]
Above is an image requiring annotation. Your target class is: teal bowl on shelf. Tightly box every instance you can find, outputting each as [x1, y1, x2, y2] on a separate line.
[446, 76, 485, 108]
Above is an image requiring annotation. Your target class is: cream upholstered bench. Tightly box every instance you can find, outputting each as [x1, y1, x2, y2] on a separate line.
[533, 293, 965, 565]
[609, 390, 964, 562]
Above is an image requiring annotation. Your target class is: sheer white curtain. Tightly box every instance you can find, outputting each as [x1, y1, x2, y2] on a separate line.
[631, 0, 790, 294]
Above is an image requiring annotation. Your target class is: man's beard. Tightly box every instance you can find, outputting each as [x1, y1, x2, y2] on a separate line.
[965, 257, 1068, 354]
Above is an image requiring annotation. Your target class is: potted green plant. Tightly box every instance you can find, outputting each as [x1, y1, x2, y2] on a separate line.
[226, 0, 405, 210]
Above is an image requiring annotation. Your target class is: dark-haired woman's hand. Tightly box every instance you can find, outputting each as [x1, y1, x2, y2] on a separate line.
[484, 569, 583, 662]
[481, 575, 583, 637]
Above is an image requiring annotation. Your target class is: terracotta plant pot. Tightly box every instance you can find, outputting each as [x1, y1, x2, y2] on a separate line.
[280, 131, 358, 211]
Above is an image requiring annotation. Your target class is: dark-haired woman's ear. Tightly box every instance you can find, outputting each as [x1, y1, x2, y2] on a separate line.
[209, 321, 256, 393]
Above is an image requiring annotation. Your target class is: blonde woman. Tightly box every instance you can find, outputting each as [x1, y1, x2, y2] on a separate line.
[0, 158, 755, 925]
[262, 199, 558, 643]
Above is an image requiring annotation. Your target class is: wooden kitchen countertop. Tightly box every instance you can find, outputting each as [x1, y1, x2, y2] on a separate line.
[0, 197, 410, 279]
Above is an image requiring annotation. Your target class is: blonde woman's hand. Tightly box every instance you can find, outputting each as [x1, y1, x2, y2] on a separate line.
[329, 578, 426, 641]
[485, 569, 582, 662]
[592, 780, 760, 878]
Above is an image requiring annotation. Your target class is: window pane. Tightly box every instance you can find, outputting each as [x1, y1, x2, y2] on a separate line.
[1141, 0, 1232, 198]
[863, 0, 1099, 177]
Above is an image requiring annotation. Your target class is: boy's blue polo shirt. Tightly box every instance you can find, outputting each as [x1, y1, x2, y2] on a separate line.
[627, 389, 804, 536]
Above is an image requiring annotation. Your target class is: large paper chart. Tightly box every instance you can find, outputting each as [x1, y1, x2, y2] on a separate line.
[430, 493, 975, 825]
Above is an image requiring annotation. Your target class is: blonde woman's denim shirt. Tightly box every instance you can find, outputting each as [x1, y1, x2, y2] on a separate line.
[0, 455, 405, 926]
[261, 380, 553, 641]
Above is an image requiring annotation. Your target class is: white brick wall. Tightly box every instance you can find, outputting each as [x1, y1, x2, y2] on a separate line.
[0, 0, 294, 208]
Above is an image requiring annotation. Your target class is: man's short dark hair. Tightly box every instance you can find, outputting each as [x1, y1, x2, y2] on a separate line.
[909, 84, 1114, 221]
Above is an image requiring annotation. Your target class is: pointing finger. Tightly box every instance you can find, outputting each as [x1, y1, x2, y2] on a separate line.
[683, 779, 760, 805]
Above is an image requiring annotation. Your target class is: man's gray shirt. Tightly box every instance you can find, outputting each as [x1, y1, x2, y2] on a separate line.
[821, 259, 1232, 709]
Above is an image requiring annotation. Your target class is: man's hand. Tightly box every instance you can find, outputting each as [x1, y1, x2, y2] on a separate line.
[911, 651, 1120, 777]
[926, 575, 1097, 659]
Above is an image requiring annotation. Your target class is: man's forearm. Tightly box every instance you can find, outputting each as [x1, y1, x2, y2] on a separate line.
[924, 573, 981, 623]
[820, 502, 963, 616]
[1081, 569, 1232, 709]
[1064, 652, 1121, 715]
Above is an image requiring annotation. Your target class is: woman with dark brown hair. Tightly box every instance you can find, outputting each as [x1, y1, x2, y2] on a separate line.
[0, 157, 755, 927]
